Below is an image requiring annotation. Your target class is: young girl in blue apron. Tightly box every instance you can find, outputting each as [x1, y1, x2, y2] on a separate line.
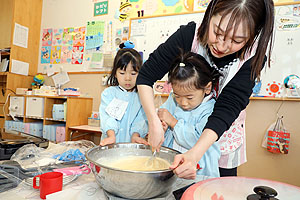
[99, 47, 148, 146]
[158, 51, 221, 178]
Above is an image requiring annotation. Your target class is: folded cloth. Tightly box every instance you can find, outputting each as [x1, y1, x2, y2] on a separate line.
[53, 149, 86, 162]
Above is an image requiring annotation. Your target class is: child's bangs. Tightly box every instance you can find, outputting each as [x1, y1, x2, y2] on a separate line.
[172, 77, 201, 91]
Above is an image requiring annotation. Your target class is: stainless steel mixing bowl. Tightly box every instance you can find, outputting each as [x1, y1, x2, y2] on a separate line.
[85, 143, 180, 199]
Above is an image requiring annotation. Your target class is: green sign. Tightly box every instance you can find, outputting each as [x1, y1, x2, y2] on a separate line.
[94, 1, 108, 16]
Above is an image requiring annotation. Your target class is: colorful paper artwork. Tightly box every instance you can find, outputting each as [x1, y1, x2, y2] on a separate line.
[193, 0, 210, 11]
[52, 29, 63, 45]
[61, 46, 73, 64]
[94, 1, 108, 16]
[119, 0, 132, 22]
[86, 21, 105, 50]
[266, 81, 282, 97]
[73, 27, 86, 46]
[72, 46, 84, 64]
[63, 28, 74, 46]
[41, 46, 51, 64]
[50, 46, 62, 64]
[86, 21, 105, 36]
[42, 29, 53, 46]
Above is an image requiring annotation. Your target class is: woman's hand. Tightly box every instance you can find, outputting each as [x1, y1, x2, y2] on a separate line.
[137, 85, 165, 151]
[148, 115, 165, 151]
[169, 128, 219, 179]
[169, 150, 199, 179]
[131, 133, 149, 145]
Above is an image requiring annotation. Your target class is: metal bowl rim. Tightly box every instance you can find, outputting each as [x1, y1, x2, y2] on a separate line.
[85, 143, 180, 174]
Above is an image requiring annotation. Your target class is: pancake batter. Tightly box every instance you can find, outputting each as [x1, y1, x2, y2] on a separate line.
[98, 156, 170, 171]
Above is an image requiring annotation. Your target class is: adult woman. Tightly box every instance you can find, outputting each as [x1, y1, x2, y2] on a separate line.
[136, 0, 274, 179]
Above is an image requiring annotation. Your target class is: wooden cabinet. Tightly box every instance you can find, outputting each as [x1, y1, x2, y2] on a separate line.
[0, 0, 43, 128]
[5, 95, 93, 141]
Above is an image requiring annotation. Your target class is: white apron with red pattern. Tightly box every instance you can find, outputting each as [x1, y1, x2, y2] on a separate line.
[191, 23, 257, 168]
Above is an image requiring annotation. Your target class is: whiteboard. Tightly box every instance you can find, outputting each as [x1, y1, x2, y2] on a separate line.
[130, 12, 204, 62]
[130, 5, 300, 96]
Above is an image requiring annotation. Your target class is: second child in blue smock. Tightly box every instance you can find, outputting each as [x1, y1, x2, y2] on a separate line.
[158, 51, 221, 178]
[99, 48, 148, 146]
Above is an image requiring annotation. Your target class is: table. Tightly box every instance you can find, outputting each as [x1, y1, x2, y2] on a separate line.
[69, 125, 102, 141]
[0, 173, 211, 200]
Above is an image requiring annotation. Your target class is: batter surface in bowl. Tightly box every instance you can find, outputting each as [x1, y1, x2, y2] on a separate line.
[98, 156, 171, 171]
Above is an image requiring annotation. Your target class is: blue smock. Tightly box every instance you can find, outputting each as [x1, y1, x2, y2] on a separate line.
[99, 86, 148, 143]
[162, 93, 221, 177]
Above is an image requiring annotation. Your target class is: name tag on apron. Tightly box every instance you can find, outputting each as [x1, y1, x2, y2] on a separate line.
[105, 98, 128, 120]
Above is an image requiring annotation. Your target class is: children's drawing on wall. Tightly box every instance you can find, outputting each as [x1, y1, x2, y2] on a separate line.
[293, 5, 300, 16]
[154, 80, 172, 94]
[61, 46, 73, 64]
[72, 46, 84, 64]
[193, 0, 211, 11]
[52, 28, 63, 45]
[119, 0, 132, 22]
[122, 27, 129, 41]
[51, 46, 61, 64]
[41, 46, 51, 64]
[63, 27, 74, 46]
[73, 27, 86, 46]
[42, 29, 52, 46]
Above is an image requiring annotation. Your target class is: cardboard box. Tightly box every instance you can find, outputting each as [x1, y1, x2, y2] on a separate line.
[88, 118, 100, 127]
[52, 104, 65, 120]
[26, 97, 44, 118]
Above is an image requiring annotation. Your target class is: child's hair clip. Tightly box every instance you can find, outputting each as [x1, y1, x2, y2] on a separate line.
[179, 62, 185, 67]
[119, 41, 135, 49]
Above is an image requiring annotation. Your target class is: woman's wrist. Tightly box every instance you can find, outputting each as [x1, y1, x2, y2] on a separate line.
[189, 128, 218, 162]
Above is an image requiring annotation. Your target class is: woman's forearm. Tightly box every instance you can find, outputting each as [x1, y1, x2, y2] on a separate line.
[137, 84, 165, 149]
[189, 128, 218, 161]
[137, 85, 157, 120]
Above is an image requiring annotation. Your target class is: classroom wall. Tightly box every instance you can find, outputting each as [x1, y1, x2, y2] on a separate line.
[240, 99, 300, 187]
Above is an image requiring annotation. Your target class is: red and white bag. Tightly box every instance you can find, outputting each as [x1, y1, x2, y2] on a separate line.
[266, 116, 290, 154]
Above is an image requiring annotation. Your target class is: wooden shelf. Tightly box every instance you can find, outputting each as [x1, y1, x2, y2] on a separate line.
[5, 95, 93, 141]
[45, 118, 66, 122]
[250, 96, 300, 101]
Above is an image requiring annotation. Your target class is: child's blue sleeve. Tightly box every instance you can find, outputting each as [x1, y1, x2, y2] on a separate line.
[173, 102, 214, 149]
[99, 88, 120, 135]
[130, 109, 148, 138]
[160, 93, 176, 112]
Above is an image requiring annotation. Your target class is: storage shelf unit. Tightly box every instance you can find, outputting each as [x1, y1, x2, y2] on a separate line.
[5, 95, 93, 141]
[0, 0, 43, 129]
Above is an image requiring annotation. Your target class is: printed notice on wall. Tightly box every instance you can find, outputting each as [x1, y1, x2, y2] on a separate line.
[13, 23, 29, 48]
[11, 59, 29, 76]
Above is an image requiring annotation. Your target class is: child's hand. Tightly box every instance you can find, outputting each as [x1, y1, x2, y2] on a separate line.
[100, 135, 116, 146]
[131, 133, 149, 145]
[157, 108, 177, 129]
[161, 121, 168, 132]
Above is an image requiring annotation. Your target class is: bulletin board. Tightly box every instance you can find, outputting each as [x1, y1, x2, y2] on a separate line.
[129, 3, 300, 97]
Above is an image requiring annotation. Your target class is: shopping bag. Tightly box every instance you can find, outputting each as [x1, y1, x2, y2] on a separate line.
[267, 116, 290, 154]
